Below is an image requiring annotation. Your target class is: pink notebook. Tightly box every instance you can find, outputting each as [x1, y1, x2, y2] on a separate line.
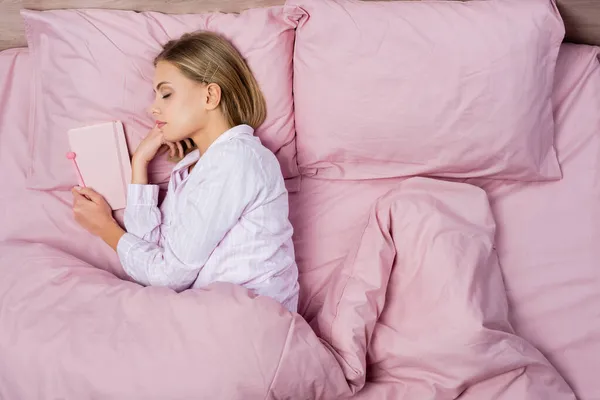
[67, 121, 132, 210]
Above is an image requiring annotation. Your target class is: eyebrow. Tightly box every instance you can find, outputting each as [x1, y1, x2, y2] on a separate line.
[154, 81, 171, 92]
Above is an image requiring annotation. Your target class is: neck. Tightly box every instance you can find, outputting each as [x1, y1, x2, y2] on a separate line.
[191, 115, 232, 155]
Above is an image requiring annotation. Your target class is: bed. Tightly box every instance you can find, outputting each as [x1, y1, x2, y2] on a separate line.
[1, 0, 599, 399]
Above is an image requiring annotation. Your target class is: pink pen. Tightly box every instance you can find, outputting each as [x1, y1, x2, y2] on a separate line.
[66, 152, 86, 187]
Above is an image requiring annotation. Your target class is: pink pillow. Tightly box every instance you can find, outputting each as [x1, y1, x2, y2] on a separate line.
[288, 0, 565, 181]
[22, 6, 301, 191]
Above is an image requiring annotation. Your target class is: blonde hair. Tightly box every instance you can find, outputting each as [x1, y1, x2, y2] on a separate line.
[154, 31, 267, 130]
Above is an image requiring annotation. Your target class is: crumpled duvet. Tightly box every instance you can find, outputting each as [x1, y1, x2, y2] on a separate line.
[0, 177, 575, 399]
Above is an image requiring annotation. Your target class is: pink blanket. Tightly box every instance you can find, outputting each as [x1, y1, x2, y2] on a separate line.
[0, 186, 574, 398]
[0, 48, 577, 398]
[313, 178, 574, 399]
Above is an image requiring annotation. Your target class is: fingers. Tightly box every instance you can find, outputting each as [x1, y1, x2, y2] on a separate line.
[71, 188, 89, 216]
[164, 141, 176, 158]
[146, 125, 160, 139]
[159, 137, 192, 160]
[71, 188, 80, 206]
[73, 187, 103, 204]
[152, 123, 164, 134]
[176, 141, 184, 159]
[71, 187, 86, 201]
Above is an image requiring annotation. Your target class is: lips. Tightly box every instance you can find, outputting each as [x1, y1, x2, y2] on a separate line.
[156, 121, 166, 128]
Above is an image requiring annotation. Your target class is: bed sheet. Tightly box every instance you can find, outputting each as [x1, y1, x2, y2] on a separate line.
[290, 43, 600, 399]
[0, 48, 124, 276]
[468, 43, 600, 399]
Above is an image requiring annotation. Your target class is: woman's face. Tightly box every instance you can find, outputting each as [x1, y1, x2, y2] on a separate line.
[150, 61, 208, 142]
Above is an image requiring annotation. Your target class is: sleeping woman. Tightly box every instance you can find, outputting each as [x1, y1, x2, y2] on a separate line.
[70, 31, 300, 313]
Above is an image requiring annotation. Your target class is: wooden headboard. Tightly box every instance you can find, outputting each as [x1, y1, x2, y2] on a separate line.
[556, 0, 600, 46]
[1, 0, 600, 51]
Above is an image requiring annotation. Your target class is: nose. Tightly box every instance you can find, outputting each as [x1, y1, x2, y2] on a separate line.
[148, 105, 159, 116]
[148, 99, 160, 116]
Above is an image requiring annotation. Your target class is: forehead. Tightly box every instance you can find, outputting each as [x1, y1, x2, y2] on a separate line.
[153, 61, 185, 86]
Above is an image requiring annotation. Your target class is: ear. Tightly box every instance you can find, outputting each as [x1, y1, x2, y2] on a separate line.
[205, 83, 222, 111]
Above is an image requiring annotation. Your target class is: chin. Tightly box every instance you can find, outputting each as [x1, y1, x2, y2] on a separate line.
[162, 131, 178, 142]
[163, 129, 188, 143]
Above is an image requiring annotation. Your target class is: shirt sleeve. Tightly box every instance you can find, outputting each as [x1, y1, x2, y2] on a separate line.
[116, 145, 267, 292]
[122, 184, 162, 245]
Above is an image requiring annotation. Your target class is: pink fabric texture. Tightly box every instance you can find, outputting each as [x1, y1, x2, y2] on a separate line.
[468, 43, 600, 399]
[0, 48, 578, 399]
[289, 43, 600, 399]
[289, 0, 565, 181]
[21, 6, 301, 191]
[0, 47, 342, 400]
[315, 178, 574, 399]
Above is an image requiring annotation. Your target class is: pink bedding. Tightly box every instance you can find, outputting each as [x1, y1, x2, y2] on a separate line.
[291, 43, 600, 399]
[469, 43, 600, 398]
[0, 45, 597, 400]
[291, 0, 564, 182]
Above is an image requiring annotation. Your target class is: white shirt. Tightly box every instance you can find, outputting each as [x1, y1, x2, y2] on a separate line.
[117, 124, 299, 312]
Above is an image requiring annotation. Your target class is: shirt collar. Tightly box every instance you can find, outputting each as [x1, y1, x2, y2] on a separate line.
[215, 124, 254, 144]
[173, 124, 255, 171]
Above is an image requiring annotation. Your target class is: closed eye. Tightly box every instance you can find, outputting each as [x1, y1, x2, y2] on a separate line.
[162, 93, 172, 99]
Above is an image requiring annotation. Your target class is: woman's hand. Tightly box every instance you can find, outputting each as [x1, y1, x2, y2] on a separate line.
[71, 187, 116, 236]
[71, 187, 126, 251]
[131, 125, 193, 184]
[133, 125, 190, 165]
